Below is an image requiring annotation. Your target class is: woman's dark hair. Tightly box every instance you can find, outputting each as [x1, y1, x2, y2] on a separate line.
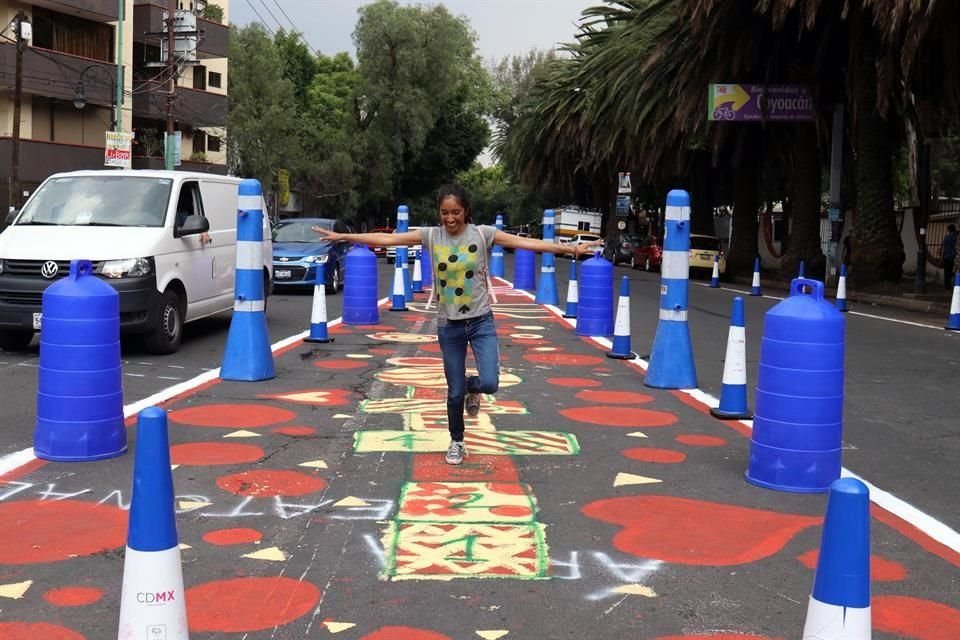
[436, 184, 472, 222]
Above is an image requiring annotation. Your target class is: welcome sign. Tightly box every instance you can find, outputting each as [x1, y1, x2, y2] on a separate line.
[708, 84, 815, 122]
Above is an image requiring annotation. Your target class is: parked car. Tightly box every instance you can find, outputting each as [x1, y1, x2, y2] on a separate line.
[272, 218, 350, 293]
[0, 170, 273, 354]
[603, 233, 641, 265]
[560, 233, 604, 259]
[688, 234, 726, 277]
[369, 226, 394, 258]
[631, 235, 663, 271]
[386, 227, 424, 264]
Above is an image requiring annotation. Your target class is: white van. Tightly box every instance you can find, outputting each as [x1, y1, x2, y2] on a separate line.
[0, 170, 273, 354]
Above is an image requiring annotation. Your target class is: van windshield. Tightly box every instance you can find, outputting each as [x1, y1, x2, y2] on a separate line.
[14, 177, 173, 228]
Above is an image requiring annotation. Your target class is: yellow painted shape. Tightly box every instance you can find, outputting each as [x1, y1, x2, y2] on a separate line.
[242, 546, 286, 562]
[355, 430, 579, 455]
[625, 431, 648, 438]
[364, 397, 525, 417]
[398, 481, 535, 524]
[386, 522, 547, 580]
[376, 367, 520, 390]
[531, 347, 557, 352]
[408, 410, 498, 432]
[613, 472, 662, 487]
[366, 332, 437, 343]
[509, 333, 543, 339]
[272, 390, 342, 405]
[334, 496, 370, 507]
[224, 429, 261, 438]
[346, 353, 374, 358]
[514, 325, 546, 330]
[179, 543, 192, 550]
[0, 580, 32, 599]
[324, 621, 356, 633]
[612, 584, 657, 597]
[178, 500, 212, 511]
[477, 632, 510, 640]
[332, 414, 352, 419]
[299, 459, 329, 469]
[170, 464, 180, 470]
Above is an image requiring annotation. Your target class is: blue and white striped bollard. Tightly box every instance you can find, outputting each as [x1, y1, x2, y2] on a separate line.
[710, 296, 751, 419]
[221, 179, 275, 381]
[798, 260, 806, 279]
[709, 255, 720, 288]
[413, 249, 424, 293]
[305, 262, 333, 344]
[390, 259, 407, 312]
[750, 257, 762, 296]
[836, 263, 849, 312]
[645, 189, 697, 389]
[534, 208, 559, 305]
[490, 213, 505, 278]
[396, 205, 413, 302]
[607, 276, 636, 359]
[563, 258, 578, 318]
[946, 272, 960, 331]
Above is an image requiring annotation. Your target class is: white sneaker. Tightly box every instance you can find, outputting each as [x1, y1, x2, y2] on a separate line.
[445, 440, 466, 465]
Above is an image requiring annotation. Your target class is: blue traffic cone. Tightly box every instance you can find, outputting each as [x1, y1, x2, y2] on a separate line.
[563, 259, 579, 318]
[646, 189, 697, 388]
[709, 255, 720, 288]
[798, 260, 806, 279]
[750, 257, 762, 296]
[221, 179, 275, 381]
[305, 263, 333, 344]
[710, 297, 751, 419]
[118, 407, 188, 639]
[535, 209, 560, 305]
[390, 260, 407, 311]
[801, 478, 871, 639]
[607, 276, 636, 359]
[413, 249, 424, 293]
[946, 272, 960, 331]
[836, 264, 849, 312]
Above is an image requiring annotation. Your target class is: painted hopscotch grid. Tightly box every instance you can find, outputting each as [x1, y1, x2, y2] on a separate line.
[397, 481, 538, 524]
[353, 430, 580, 455]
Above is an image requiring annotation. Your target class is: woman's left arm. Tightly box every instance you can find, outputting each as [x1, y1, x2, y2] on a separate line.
[493, 230, 603, 259]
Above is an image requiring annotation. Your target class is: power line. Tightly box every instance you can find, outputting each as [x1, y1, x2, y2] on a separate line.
[269, 0, 320, 58]
[242, 0, 274, 37]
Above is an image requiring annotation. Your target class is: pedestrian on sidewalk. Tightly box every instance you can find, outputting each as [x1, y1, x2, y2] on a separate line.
[313, 184, 603, 465]
[942, 224, 957, 290]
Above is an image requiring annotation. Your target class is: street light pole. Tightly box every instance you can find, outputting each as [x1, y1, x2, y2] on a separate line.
[9, 11, 28, 213]
[74, 64, 117, 132]
[165, 0, 177, 170]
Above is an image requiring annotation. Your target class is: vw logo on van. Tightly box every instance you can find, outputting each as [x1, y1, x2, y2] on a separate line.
[40, 261, 59, 279]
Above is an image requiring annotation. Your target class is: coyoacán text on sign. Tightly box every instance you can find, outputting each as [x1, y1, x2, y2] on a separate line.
[708, 84, 814, 122]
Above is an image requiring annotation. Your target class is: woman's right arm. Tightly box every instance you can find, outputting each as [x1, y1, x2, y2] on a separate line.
[312, 227, 422, 247]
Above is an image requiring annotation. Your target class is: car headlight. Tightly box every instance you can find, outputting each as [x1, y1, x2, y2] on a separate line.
[304, 255, 329, 264]
[100, 257, 153, 279]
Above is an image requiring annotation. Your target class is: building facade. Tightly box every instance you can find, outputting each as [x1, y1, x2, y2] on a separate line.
[1, 0, 229, 209]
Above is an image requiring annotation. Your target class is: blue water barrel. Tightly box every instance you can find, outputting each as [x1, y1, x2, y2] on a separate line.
[746, 278, 846, 493]
[34, 259, 126, 462]
[421, 245, 433, 288]
[343, 245, 379, 325]
[513, 249, 536, 291]
[576, 253, 614, 336]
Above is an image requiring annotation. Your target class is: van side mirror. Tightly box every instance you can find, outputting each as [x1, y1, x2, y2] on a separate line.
[177, 214, 210, 237]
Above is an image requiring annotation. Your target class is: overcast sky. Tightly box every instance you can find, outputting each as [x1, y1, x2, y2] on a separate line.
[229, 0, 598, 62]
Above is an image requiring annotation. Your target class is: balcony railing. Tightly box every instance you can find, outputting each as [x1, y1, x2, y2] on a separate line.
[31, 0, 119, 23]
[132, 82, 227, 127]
[0, 44, 117, 106]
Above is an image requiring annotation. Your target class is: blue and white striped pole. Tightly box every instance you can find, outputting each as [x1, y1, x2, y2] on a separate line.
[563, 258, 578, 318]
[798, 260, 806, 279]
[396, 205, 413, 302]
[607, 276, 636, 359]
[490, 213, 505, 278]
[118, 407, 188, 638]
[836, 263, 849, 312]
[710, 297, 751, 419]
[709, 255, 720, 288]
[412, 249, 424, 293]
[305, 263, 333, 344]
[946, 272, 960, 331]
[802, 478, 871, 639]
[221, 179, 275, 381]
[534, 208, 559, 305]
[645, 189, 697, 389]
[751, 257, 762, 296]
[390, 259, 407, 312]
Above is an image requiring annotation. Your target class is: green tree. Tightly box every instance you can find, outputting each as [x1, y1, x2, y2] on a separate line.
[274, 29, 318, 114]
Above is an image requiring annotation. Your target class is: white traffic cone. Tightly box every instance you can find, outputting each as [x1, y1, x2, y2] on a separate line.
[710, 297, 751, 419]
[305, 263, 333, 343]
[390, 260, 407, 312]
[607, 276, 636, 359]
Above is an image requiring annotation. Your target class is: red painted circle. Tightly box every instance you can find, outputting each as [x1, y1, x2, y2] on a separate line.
[419, 343, 443, 353]
[202, 528, 263, 546]
[186, 577, 321, 632]
[560, 406, 678, 428]
[0, 623, 85, 640]
[361, 627, 452, 640]
[676, 434, 728, 447]
[217, 470, 327, 497]
[655, 635, 780, 640]
[0, 500, 126, 565]
[490, 505, 534, 518]
[273, 426, 317, 437]
[547, 377, 602, 388]
[523, 353, 604, 366]
[43, 586, 104, 607]
[622, 448, 687, 463]
[313, 359, 369, 370]
[796, 550, 909, 582]
[874, 595, 960, 639]
[170, 442, 264, 466]
[489, 483, 528, 495]
[513, 339, 547, 346]
[168, 404, 296, 429]
[576, 390, 654, 404]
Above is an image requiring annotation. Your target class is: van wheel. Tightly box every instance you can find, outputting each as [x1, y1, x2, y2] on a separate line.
[325, 262, 341, 294]
[0, 330, 34, 351]
[144, 289, 184, 355]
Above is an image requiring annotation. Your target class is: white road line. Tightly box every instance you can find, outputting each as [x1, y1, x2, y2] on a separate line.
[157, 376, 182, 381]
[125, 373, 146, 378]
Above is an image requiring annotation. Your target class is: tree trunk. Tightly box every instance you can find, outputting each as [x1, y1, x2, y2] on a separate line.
[727, 134, 760, 277]
[689, 151, 715, 236]
[849, 4, 905, 286]
[782, 125, 826, 279]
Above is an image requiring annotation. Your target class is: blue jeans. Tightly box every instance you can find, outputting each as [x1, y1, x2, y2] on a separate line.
[437, 311, 500, 441]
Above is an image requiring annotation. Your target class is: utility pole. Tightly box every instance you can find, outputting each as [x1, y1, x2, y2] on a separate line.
[9, 11, 28, 213]
[164, 0, 177, 170]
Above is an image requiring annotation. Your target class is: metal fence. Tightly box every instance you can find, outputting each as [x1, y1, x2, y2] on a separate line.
[919, 200, 960, 267]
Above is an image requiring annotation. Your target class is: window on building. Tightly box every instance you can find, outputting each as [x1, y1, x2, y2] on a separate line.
[193, 130, 207, 155]
[193, 66, 207, 91]
[209, 72, 222, 89]
[577, 221, 591, 231]
[208, 136, 222, 152]
[32, 7, 114, 62]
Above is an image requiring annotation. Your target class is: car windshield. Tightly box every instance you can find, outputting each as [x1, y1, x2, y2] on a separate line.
[274, 220, 330, 243]
[14, 176, 172, 227]
[691, 236, 721, 251]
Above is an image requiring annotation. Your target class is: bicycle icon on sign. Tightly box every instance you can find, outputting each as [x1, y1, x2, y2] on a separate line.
[713, 105, 737, 121]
